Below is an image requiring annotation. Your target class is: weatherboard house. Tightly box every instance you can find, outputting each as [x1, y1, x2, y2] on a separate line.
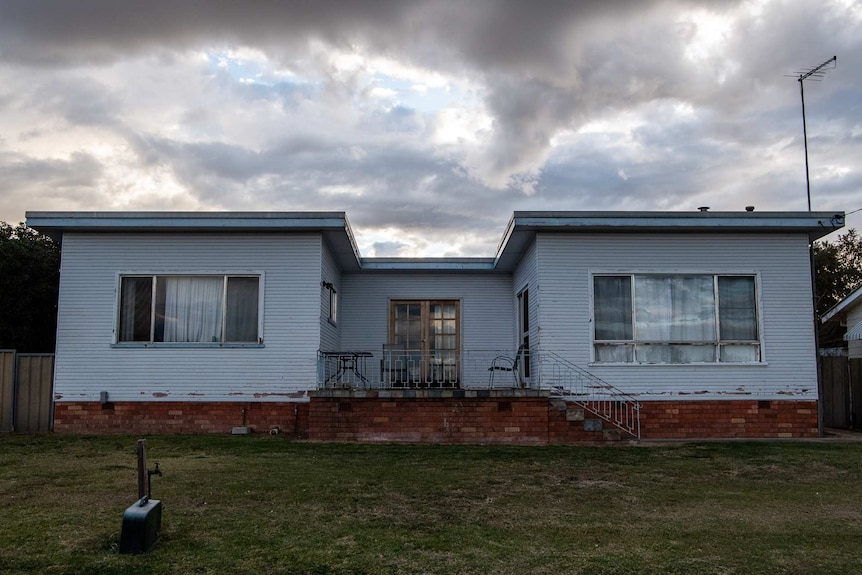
[28, 209, 844, 443]
[821, 285, 862, 360]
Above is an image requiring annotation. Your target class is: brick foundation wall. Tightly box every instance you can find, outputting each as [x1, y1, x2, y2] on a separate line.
[639, 400, 819, 439]
[53, 401, 309, 436]
[52, 396, 820, 442]
[309, 393, 552, 444]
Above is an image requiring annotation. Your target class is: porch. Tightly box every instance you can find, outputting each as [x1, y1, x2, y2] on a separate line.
[316, 347, 641, 439]
[308, 387, 630, 445]
[317, 348, 528, 390]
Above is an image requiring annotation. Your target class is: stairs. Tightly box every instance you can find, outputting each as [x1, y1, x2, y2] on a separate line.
[539, 351, 640, 439]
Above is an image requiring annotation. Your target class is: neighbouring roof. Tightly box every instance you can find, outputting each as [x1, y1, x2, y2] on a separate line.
[821, 285, 862, 323]
[26, 209, 845, 274]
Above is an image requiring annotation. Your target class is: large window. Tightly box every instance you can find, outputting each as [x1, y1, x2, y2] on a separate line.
[593, 274, 760, 364]
[118, 275, 260, 344]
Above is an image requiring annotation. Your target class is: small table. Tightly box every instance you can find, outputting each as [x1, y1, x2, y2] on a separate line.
[321, 351, 373, 388]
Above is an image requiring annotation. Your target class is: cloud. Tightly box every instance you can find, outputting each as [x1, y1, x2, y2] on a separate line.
[0, 0, 860, 253]
[0, 151, 108, 222]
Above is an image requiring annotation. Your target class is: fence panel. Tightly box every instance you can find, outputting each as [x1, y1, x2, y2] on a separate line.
[821, 356, 850, 429]
[852, 358, 862, 431]
[0, 350, 14, 432]
[14, 354, 54, 433]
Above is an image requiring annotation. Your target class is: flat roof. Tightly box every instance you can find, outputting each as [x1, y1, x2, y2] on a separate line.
[26, 209, 845, 273]
[26, 210, 364, 272]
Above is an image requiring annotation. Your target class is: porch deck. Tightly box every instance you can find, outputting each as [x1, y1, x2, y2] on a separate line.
[316, 348, 641, 438]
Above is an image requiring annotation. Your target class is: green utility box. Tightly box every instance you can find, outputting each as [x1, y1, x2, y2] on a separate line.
[119, 497, 162, 554]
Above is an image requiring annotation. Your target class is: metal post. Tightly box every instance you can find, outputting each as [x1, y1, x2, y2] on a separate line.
[136, 439, 147, 500]
[800, 78, 811, 211]
[796, 55, 836, 212]
[794, 55, 836, 436]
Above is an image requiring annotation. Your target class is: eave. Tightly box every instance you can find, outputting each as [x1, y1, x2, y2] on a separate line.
[26, 209, 845, 275]
[493, 211, 845, 272]
[25, 211, 364, 272]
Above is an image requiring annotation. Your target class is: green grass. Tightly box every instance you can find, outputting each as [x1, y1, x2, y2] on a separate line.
[2, 436, 862, 574]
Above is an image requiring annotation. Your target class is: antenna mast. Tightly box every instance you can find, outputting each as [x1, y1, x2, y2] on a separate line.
[796, 55, 837, 212]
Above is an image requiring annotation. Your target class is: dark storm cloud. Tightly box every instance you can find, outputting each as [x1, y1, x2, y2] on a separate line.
[0, 1, 403, 66]
[2, 0, 860, 251]
[0, 1, 725, 178]
[137, 130, 515, 240]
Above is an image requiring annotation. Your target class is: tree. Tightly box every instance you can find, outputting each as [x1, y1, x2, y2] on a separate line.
[0, 222, 61, 352]
[813, 228, 862, 348]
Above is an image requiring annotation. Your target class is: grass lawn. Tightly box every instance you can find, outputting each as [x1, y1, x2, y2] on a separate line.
[1, 435, 862, 574]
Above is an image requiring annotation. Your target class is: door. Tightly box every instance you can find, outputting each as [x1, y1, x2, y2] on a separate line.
[390, 300, 460, 387]
[518, 288, 530, 381]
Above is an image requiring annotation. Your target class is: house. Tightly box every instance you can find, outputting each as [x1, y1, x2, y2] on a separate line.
[821, 285, 862, 359]
[26, 209, 844, 443]
[819, 286, 862, 429]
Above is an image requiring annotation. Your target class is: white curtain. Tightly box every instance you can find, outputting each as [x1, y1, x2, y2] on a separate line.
[162, 277, 223, 342]
[635, 276, 716, 363]
[635, 276, 715, 341]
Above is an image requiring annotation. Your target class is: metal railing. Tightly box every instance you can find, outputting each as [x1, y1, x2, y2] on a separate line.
[317, 349, 525, 390]
[537, 350, 640, 438]
[316, 347, 640, 438]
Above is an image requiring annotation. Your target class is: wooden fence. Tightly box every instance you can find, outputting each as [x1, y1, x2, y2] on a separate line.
[821, 356, 862, 430]
[0, 350, 54, 433]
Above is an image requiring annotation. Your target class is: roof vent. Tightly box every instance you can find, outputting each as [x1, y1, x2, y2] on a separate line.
[697, 206, 710, 212]
[745, 206, 755, 212]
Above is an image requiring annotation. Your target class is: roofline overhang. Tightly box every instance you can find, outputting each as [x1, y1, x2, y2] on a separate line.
[26, 209, 845, 275]
[493, 211, 845, 272]
[26, 210, 364, 271]
[359, 258, 497, 272]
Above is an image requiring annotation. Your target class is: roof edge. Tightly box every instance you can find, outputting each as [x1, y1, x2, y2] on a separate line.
[822, 284, 862, 323]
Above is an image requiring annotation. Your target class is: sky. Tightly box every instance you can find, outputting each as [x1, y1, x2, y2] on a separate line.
[0, 0, 859, 257]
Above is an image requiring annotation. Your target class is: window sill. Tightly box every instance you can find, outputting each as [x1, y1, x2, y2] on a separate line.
[589, 361, 768, 367]
[111, 342, 265, 349]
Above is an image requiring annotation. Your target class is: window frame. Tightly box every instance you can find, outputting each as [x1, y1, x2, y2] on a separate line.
[388, 299, 462, 386]
[323, 281, 338, 325]
[590, 272, 764, 365]
[113, 272, 265, 347]
[517, 286, 531, 379]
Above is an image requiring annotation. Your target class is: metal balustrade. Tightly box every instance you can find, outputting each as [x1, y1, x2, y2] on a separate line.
[537, 351, 640, 439]
[317, 349, 526, 390]
[315, 347, 640, 439]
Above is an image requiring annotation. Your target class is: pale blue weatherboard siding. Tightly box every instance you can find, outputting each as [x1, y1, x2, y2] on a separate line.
[53, 233, 323, 402]
[319, 239, 342, 352]
[340, 273, 514, 353]
[535, 232, 817, 400]
[513, 237, 540, 378]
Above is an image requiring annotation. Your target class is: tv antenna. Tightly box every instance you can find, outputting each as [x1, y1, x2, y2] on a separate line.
[790, 55, 837, 212]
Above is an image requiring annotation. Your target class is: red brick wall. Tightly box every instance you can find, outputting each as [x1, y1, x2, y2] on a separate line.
[53, 401, 309, 436]
[52, 397, 820, 441]
[308, 396, 552, 444]
[639, 400, 819, 439]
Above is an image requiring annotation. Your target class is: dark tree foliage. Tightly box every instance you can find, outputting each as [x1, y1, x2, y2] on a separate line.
[813, 228, 862, 348]
[0, 222, 60, 352]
